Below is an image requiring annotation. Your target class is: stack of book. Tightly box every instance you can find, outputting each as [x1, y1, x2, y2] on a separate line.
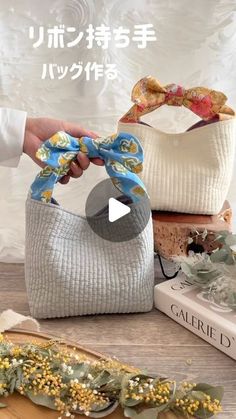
[154, 273, 236, 360]
[153, 200, 236, 359]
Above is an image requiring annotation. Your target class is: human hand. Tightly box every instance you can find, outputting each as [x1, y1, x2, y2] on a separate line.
[23, 117, 104, 184]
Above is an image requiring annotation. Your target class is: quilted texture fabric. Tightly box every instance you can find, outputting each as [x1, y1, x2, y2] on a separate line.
[25, 196, 154, 319]
[118, 119, 236, 214]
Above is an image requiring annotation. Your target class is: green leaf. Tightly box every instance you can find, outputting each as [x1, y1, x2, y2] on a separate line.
[194, 384, 224, 401]
[210, 248, 228, 263]
[196, 269, 220, 282]
[124, 407, 159, 419]
[191, 390, 207, 401]
[155, 403, 169, 413]
[120, 374, 135, 406]
[15, 368, 23, 389]
[123, 398, 142, 407]
[101, 376, 122, 392]
[172, 389, 186, 401]
[124, 407, 137, 417]
[70, 363, 89, 379]
[90, 400, 113, 412]
[86, 400, 118, 417]
[9, 376, 16, 394]
[26, 392, 57, 410]
[205, 385, 224, 401]
[224, 252, 235, 265]
[180, 262, 194, 277]
[225, 234, 236, 247]
[195, 407, 216, 418]
[214, 235, 225, 243]
[215, 231, 230, 242]
[92, 370, 111, 387]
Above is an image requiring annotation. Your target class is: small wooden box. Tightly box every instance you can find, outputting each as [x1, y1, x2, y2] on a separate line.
[153, 201, 232, 260]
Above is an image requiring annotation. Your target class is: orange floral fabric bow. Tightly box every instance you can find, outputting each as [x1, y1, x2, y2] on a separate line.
[121, 76, 235, 123]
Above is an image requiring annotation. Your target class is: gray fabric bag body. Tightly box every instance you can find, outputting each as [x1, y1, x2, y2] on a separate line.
[25, 196, 154, 319]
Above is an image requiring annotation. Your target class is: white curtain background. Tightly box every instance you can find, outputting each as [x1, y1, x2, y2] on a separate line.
[0, 0, 236, 262]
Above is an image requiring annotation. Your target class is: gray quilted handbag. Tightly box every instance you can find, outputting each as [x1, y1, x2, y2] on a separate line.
[25, 194, 154, 319]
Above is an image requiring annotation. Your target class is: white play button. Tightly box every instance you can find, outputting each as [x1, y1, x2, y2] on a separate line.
[85, 179, 150, 242]
[108, 197, 131, 222]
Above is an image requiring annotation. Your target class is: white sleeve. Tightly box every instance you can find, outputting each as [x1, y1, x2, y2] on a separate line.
[0, 108, 27, 167]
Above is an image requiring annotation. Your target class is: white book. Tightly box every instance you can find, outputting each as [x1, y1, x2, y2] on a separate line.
[154, 275, 236, 360]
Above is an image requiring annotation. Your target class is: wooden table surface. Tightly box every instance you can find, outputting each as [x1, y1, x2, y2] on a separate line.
[0, 262, 235, 418]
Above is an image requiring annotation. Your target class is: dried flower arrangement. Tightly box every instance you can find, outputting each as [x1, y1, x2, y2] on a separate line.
[178, 230, 236, 309]
[0, 334, 223, 419]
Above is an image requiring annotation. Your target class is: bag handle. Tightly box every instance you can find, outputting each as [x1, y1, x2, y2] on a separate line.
[120, 76, 235, 123]
[30, 131, 147, 204]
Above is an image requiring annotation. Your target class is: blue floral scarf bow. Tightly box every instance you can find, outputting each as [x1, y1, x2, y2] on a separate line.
[30, 131, 147, 203]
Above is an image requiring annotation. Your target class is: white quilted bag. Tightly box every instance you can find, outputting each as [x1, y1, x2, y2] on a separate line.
[118, 76, 236, 215]
[25, 196, 154, 319]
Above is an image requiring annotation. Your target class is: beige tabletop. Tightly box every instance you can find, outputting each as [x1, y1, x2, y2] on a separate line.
[0, 261, 235, 418]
